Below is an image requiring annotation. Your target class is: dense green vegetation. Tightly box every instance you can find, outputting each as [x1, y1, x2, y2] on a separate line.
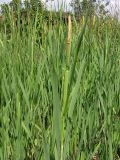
[0, 1, 120, 160]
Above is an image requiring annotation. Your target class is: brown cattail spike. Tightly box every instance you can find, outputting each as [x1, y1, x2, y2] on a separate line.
[66, 15, 72, 66]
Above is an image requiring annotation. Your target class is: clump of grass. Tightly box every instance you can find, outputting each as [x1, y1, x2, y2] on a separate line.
[0, 5, 120, 160]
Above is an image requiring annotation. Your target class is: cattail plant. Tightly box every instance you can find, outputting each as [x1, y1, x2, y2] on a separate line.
[62, 14, 72, 112]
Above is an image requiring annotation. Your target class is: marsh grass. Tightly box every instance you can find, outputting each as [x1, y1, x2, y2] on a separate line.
[0, 6, 120, 160]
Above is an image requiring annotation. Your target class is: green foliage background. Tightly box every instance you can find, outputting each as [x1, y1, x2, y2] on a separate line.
[0, 1, 120, 159]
